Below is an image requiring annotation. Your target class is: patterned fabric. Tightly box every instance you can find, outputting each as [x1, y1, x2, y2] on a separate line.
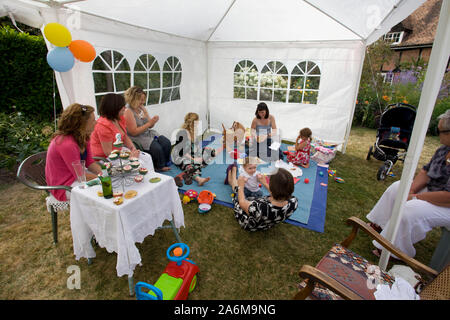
[422, 145, 450, 192]
[286, 139, 311, 166]
[297, 243, 395, 300]
[232, 187, 298, 231]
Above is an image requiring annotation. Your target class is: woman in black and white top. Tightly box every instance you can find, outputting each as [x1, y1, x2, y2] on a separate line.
[227, 166, 298, 231]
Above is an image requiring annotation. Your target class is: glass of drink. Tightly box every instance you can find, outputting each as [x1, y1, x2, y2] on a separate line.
[72, 160, 87, 189]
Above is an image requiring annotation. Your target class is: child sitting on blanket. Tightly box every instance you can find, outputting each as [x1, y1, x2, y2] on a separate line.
[172, 112, 211, 187]
[286, 127, 312, 168]
[225, 157, 266, 199]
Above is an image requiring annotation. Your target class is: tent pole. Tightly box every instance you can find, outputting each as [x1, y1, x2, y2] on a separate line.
[342, 41, 366, 154]
[206, 42, 211, 131]
[378, 0, 449, 271]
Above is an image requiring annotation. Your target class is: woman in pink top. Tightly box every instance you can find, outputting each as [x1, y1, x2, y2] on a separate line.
[45, 104, 102, 201]
[90, 93, 139, 158]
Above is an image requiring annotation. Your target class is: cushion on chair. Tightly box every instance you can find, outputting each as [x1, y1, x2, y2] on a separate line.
[298, 243, 395, 300]
[46, 195, 70, 212]
[419, 265, 450, 300]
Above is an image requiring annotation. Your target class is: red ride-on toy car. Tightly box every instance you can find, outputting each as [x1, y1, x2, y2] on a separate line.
[135, 243, 199, 300]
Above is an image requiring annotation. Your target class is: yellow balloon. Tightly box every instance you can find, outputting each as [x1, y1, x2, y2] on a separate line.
[43, 23, 72, 47]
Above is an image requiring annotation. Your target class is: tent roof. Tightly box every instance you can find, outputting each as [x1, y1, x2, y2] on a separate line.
[2, 0, 426, 44]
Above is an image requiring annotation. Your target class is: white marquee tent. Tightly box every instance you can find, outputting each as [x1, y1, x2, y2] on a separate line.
[0, 0, 430, 145]
[2, 0, 449, 270]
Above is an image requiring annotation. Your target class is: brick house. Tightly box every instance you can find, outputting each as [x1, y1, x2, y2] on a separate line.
[380, 0, 447, 84]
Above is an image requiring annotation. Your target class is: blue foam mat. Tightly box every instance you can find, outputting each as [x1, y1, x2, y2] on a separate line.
[163, 137, 328, 233]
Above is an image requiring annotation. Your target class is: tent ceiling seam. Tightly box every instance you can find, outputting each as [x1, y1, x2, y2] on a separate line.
[365, 0, 407, 43]
[31, 0, 206, 44]
[302, 0, 365, 40]
[206, 0, 237, 42]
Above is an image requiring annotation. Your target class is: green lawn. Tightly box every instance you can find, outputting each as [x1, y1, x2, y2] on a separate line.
[0, 126, 443, 299]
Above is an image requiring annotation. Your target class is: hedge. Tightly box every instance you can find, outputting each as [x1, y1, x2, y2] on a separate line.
[0, 26, 62, 122]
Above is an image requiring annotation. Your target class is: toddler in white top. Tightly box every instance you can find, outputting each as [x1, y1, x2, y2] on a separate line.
[239, 157, 264, 199]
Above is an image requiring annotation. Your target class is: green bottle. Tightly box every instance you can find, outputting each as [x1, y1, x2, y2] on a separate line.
[100, 164, 113, 199]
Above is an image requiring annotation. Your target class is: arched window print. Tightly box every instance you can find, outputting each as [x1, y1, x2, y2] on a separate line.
[259, 61, 288, 103]
[92, 50, 131, 108]
[161, 56, 182, 103]
[289, 61, 320, 104]
[233, 60, 258, 100]
[134, 54, 161, 105]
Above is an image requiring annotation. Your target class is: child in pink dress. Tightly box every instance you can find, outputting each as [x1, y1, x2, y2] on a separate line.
[287, 127, 312, 168]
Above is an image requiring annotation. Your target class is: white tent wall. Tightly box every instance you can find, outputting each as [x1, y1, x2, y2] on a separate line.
[207, 41, 366, 143]
[36, 7, 209, 141]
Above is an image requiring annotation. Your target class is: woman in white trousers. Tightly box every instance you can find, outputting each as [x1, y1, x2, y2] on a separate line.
[367, 110, 450, 258]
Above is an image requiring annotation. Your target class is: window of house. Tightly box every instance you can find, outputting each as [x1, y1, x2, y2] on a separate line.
[384, 31, 404, 45]
[259, 61, 288, 102]
[233, 60, 259, 100]
[289, 61, 320, 104]
[161, 56, 182, 103]
[380, 72, 394, 85]
[92, 50, 131, 108]
[134, 54, 161, 105]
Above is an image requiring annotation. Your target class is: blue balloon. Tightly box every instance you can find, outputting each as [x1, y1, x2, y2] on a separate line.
[46, 46, 74, 72]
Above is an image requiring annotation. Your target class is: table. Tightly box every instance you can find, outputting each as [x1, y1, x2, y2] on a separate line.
[69, 170, 184, 295]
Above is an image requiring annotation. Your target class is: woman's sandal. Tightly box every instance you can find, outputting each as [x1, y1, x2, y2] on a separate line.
[372, 248, 401, 262]
[367, 222, 383, 233]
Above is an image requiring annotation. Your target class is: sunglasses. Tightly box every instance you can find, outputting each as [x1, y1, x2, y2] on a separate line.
[437, 128, 450, 135]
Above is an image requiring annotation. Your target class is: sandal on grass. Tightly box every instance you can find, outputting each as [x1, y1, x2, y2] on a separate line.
[367, 222, 382, 233]
[372, 248, 401, 262]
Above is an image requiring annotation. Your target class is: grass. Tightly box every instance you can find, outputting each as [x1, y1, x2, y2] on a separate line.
[0, 126, 443, 300]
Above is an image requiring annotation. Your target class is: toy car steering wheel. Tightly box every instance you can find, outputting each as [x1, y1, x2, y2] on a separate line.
[167, 243, 189, 265]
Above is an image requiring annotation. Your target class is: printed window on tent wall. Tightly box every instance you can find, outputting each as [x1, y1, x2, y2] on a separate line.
[289, 61, 320, 104]
[134, 54, 161, 105]
[161, 56, 182, 103]
[259, 61, 288, 103]
[233, 60, 258, 100]
[92, 50, 131, 108]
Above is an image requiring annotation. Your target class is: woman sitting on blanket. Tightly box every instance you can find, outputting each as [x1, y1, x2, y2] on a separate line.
[249, 102, 284, 161]
[172, 112, 211, 187]
[226, 166, 298, 231]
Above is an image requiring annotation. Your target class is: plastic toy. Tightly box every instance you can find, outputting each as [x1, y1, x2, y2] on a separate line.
[319, 171, 324, 177]
[182, 189, 198, 204]
[334, 177, 345, 183]
[304, 178, 310, 184]
[197, 190, 215, 213]
[328, 169, 336, 177]
[135, 243, 199, 300]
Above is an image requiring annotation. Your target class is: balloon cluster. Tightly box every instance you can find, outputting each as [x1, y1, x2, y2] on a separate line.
[44, 23, 96, 72]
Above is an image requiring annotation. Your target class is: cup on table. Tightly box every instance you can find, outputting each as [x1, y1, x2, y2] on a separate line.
[72, 160, 87, 189]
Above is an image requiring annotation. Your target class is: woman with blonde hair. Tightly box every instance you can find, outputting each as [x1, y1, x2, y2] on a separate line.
[45, 103, 102, 201]
[123, 86, 171, 171]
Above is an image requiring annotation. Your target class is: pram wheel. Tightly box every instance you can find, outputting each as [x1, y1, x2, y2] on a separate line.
[376, 161, 392, 181]
[366, 146, 373, 160]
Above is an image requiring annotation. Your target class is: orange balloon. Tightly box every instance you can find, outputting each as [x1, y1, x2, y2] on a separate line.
[68, 40, 96, 62]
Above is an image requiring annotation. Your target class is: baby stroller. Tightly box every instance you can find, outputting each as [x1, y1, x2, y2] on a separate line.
[366, 103, 416, 180]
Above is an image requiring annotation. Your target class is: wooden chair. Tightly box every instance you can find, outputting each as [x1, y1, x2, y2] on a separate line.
[16, 151, 71, 244]
[294, 216, 449, 300]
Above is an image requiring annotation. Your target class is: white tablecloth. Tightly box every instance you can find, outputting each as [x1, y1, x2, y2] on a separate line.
[69, 171, 184, 277]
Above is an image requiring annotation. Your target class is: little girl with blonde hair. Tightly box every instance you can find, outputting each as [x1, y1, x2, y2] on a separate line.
[173, 112, 211, 186]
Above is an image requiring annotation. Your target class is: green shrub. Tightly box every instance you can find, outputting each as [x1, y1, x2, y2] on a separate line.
[0, 26, 62, 121]
[0, 111, 53, 170]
